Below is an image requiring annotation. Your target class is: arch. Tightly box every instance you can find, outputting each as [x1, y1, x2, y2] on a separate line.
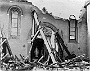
[8, 5, 23, 39]
[40, 22, 59, 32]
[7, 5, 23, 15]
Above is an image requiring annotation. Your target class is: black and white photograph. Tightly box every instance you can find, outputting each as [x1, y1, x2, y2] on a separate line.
[0, 0, 90, 71]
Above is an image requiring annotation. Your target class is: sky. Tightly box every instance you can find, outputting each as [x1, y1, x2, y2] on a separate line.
[27, 0, 87, 19]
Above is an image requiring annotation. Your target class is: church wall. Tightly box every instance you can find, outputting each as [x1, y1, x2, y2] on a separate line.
[0, 1, 33, 57]
[37, 11, 87, 57]
[0, 1, 88, 59]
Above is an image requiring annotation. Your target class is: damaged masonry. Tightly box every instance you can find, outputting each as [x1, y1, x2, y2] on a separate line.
[0, 0, 90, 71]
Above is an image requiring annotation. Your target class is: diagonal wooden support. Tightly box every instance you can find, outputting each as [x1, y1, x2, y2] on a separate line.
[40, 28, 57, 63]
[32, 11, 57, 64]
[51, 31, 55, 49]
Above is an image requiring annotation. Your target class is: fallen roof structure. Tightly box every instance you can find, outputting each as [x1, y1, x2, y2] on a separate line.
[0, 2, 90, 71]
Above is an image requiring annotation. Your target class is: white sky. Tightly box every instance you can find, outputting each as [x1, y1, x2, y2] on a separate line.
[28, 0, 87, 19]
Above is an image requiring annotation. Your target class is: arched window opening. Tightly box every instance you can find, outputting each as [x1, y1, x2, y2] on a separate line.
[8, 6, 22, 39]
[69, 15, 78, 42]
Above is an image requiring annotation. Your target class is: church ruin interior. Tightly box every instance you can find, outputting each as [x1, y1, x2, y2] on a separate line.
[0, 0, 90, 71]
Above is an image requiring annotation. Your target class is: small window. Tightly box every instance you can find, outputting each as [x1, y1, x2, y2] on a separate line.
[69, 16, 78, 42]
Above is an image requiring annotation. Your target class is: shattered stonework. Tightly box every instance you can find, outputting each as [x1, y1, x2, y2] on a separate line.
[0, 0, 90, 71]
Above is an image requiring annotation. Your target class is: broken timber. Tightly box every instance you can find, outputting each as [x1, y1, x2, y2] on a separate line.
[30, 11, 57, 64]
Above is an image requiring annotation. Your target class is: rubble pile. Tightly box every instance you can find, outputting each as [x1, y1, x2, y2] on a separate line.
[1, 54, 90, 71]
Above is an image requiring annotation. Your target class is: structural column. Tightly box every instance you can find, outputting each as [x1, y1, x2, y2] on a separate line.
[87, 4, 90, 59]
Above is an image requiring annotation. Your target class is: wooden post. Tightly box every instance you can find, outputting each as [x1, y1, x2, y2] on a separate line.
[33, 11, 57, 63]
[33, 11, 39, 25]
[40, 29, 57, 63]
[51, 31, 55, 49]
